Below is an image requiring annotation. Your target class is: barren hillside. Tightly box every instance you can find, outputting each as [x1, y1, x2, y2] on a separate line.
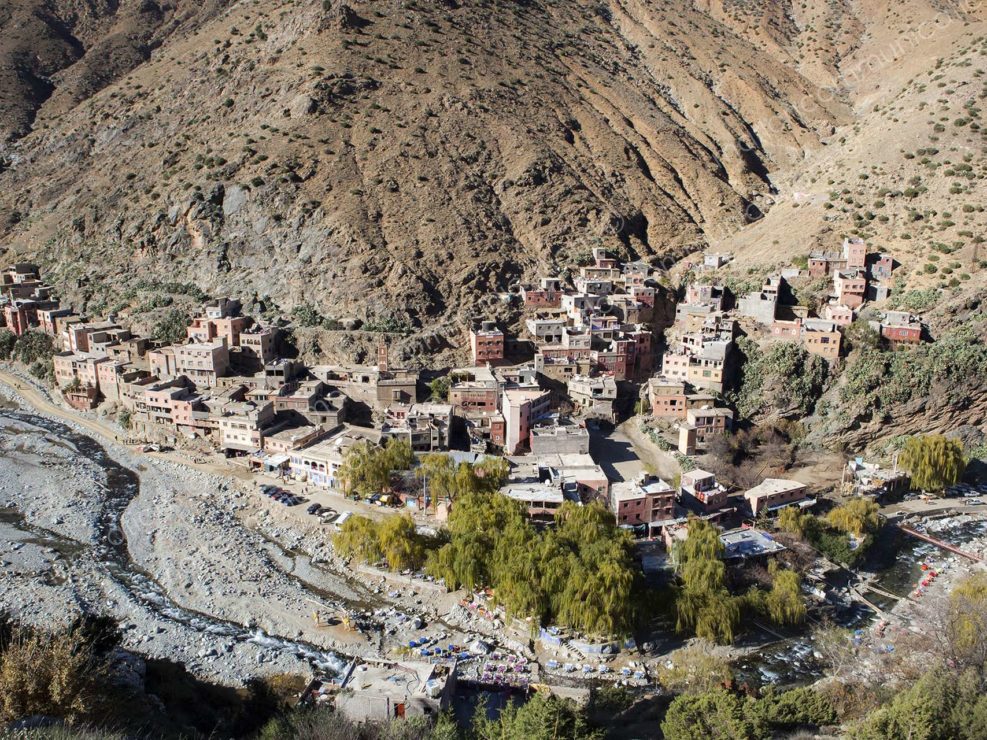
[0, 0, 983, 366]
[0, 0, 847, 337]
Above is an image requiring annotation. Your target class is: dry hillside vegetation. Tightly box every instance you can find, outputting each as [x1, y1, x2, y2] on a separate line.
[0, 0, 848, 342]
[0, 0, 984, 369]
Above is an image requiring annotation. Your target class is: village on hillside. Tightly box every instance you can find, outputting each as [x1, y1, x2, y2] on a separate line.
[1, 239, 919, 517]
[1, 239, 983, 722]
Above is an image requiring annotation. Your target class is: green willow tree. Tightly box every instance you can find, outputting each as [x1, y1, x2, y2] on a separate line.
[777, 505, 809, 537]
[332, 513, 426, 571]
[826, 498, 881, 538]
[674, 518, 742, 644]
[417, 454, 508, 506]
[763, 564, 806, 626]
[332, 515, 384, 564]
[900, 435, 966, 494]
[427, 496, 639, 636]
[337, 438, 414, 496]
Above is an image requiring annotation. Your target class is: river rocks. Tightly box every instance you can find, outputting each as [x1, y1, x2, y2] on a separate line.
[0, 387, 338, 685]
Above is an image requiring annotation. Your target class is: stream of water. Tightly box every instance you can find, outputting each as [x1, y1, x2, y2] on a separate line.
[0, 409, 350, 676]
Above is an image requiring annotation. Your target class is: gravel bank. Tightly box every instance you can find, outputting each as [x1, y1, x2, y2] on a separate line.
[0, 388, 352, 685]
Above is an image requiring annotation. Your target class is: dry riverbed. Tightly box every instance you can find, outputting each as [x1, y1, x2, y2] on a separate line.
[0, 377, 529, 690]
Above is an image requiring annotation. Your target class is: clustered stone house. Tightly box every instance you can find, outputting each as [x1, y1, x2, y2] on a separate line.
[453, 249, 664, 457]
[653, 239, 909, 445]
[462, 250, 669, 522]
[482, 248, 658, 383]
[0, 246, 895, 537]
[0, 271, 429, 480]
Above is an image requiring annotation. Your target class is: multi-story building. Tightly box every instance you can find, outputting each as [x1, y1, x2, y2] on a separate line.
[679, 469, 728, 512]
[685, 406, 733, 443]
[135, 377, 197, 428]
[52, 352, 110, 391]
[216, 400, 276, 454]
[822, 303, 854, 327]
[469, 320, 505, 365]
[833, 270, 867, 309]
[270, 380, 349, 427]
[502, 387, 552, 454]
[610, 475, 676, 532]
[37, 307, 75, 337]
[808, 251, 847, 278]
[173, 340, 231, 387]
[106, 336, 152, 364]
[736, 283, 779, 324]
[382, 403, 453, 452]
[3, 300, 42, 336]
[567, 374, 617, 422]
[649, 377, 688, 418]
[288, 425, 383, 489]
[186, 314, 250, 347]
[521, 277, 564, 308]
[561, 293, 605, 324]
[876, 311, 922, 347]
[647, 377, 719, 420]
[504, 452, 609, 512]
[843, 237, 867, 271]
[744, 478, 809, 516]
[239, 326, 278, 367]
[313, 365, 418, 408]
[448, 366, 499, 413]
[870, 253, 894, 282]
[525, 317, 566, 346]
[573, 276, 614, 296]
[62, 321, 122, 353]
[684, 284, 726, 311]
[800, 319, 842, 360]
[769, 318, 842, 361]
[529, 418, 590, 455]
[2, 263, 40, 285]
[95, 360, 131, 402]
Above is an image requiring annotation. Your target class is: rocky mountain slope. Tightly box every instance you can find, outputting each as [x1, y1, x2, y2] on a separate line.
[0, 0, 852, 336]
[0, 0, 983, 368]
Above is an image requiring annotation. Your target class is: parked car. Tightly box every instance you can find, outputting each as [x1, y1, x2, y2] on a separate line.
[966, 498, 983, 506]
[307, 503, 322, 515]
[334, 512, 352, 528]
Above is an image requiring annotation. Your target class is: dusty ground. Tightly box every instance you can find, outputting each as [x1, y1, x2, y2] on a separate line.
[0, 368, 553, 689]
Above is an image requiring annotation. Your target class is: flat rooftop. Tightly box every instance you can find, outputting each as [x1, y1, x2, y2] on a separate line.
[720, 528, 786, 559]
[744, 478, 806, 501]
[341, 661, 451, 697]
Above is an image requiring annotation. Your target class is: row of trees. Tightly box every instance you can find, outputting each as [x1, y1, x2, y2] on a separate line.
[335, 442, 510, 503]
[334, 494, 640, 636]
[662, 685, 838, 740]
[673, 518, 806, 644]
[0, 329, 56, 382]
[429, 497, 640, 635]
